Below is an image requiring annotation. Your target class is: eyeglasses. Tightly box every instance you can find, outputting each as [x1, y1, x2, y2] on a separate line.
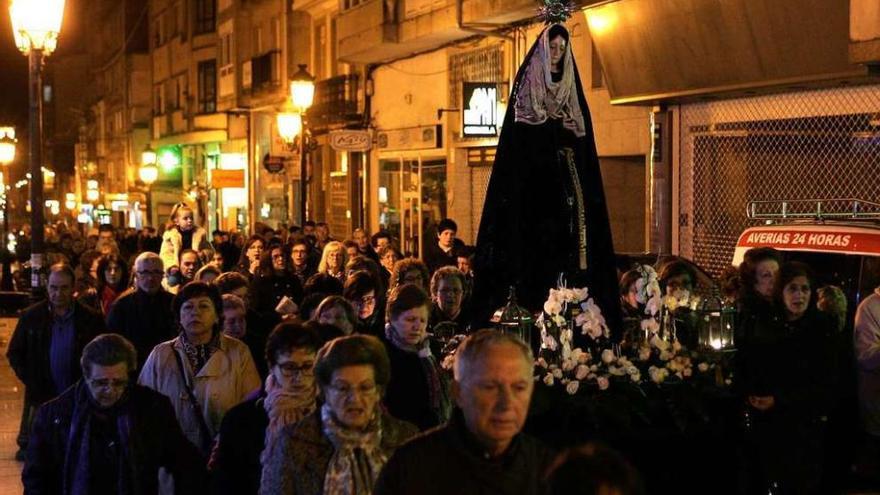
[136, 270, 164, 277]
[87, 378, 129, 390]
[277, 362, 315, 377]
[357, 295, 376, 307]
[326, 382, 377, 398]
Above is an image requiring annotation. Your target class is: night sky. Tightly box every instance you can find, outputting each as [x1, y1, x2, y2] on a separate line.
[0, 0, 84, 132]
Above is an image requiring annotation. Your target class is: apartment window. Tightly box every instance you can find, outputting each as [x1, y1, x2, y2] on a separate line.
[195, 0, 216, 35]
[198, 60, 217, 113]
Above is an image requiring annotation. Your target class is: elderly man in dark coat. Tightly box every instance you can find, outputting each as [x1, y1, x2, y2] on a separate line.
[375, 330, 554, 495]
[106, 252, 177, 369]
[8, 263, 106, 460]
[22, 334, 206, 495]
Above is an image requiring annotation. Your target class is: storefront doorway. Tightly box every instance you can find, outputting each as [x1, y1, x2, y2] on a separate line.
[377, 156, 447, 257]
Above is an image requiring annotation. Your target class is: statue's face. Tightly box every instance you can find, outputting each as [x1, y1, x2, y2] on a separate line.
[549, 35, 566, 68]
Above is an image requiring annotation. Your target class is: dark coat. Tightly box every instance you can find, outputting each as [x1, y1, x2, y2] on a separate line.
[23, 382, 206, 495]
[106, 288, 177, 370]
[7, 300, 106, 405]
[422, 243, 457, 274]
[249, 271, 304, 313]
[259, 410, 417, 495]
[209, 392, 267, 495]
[375, 410, 554, 495]
[736, 304, 838, 493]
[382, 339, 448, 431]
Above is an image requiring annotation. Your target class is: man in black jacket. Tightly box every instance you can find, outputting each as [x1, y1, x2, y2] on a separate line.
[422, 218, 461, 274]
[375, 330, 553, 495]
[106, 252, 177, 370]
[23, 333, 205, 494]
[7, 263, 106, 460]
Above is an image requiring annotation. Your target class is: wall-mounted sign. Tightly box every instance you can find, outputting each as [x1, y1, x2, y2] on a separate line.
[330, 130, 372, 152]
[262, 154, 286, 174]
[462, 82, 498, 137]
[211, 168, 246, 188]
[377, 125, 442, 151]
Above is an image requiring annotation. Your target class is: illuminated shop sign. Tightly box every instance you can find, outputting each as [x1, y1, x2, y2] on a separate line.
[462, 82, 498, 137]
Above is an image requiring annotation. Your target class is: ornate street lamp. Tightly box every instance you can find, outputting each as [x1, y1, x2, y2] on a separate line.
[287, 65, 315, 226]
[10, 0, 66, 295]
[139, 146, 158, 228]
[0, 128, 15, 291]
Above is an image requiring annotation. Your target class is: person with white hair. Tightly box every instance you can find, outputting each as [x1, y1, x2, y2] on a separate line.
[106, 251, 177, 369]
[375, 329, 554, 495]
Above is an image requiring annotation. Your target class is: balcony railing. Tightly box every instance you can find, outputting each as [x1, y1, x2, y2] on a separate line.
[309, 74, 361, 128]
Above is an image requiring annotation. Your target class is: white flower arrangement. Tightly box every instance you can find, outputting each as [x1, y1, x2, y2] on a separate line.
[532, 276, 726, 395]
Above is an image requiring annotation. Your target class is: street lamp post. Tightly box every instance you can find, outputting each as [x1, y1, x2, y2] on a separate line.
[290, 65, 315, 226]
[10, 0, 66, 295]
[140, 145, 158, 227]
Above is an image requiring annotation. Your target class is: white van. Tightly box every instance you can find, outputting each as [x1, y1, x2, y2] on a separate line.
[732, 199, 880, 322]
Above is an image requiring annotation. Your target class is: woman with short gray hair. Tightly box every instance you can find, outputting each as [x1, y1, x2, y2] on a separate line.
[260, 334, 418, 495]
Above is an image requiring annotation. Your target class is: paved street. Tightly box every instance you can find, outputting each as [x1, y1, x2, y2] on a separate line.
[0, 317, 23, 495]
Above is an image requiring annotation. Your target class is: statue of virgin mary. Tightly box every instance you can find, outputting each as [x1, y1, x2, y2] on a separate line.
[472, 23, 622, 338]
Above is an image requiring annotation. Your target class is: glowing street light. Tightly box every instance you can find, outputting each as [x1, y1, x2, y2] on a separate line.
[0, 128, 16, 166]
[276, 105, 303, 144]
[290, 64, 316, 112]
[287, 64, 315, 225]
[10, 0, 67, 294]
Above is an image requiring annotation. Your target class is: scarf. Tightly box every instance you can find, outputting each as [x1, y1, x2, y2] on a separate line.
[321, 404, 386, 495]
[64, 380, 134, 495]
[180, 329, 220, 374]
[260, 374, 316, 464]
[384, 324, 451, 424]
[514, 24, 586, 137]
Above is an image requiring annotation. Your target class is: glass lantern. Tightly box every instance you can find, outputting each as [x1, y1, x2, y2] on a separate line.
[697, 286, 736, 351]
[491, 286, 534, 347]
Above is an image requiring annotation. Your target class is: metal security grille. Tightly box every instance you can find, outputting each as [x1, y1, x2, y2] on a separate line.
[467, 147, 495, 242]
[679, 84, 880, 276]
[448, 45, 504, 110]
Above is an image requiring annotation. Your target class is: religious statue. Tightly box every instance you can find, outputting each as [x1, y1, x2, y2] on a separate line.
[473, 4, 621, 339]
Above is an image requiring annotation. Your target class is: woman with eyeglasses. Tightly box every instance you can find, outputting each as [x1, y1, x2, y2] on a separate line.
[260, 334, 418, 495]
[382, 283, 451, 431]
[211, 321, 324, 495]
[344, 270, 383, 337]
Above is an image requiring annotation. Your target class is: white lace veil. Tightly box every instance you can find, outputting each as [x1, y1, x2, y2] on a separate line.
[513, 24, 586, 137]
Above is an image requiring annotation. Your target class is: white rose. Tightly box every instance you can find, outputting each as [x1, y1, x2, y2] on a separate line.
[578, 351, 590, 364]
[630, 372, 641, 383]
[590, 364, 599, 372]
[552, 314, 567, 328]
[552, 368, 563, 379]
[625, 365, 639, 376]
[641, 318, 660, 334]
[561, 359, 575, 372]
[536, 357, 549, 368]
[565, 381, 580, 395]
[601, 349, 616, 364]
[659, 350, 674, 362]
[575, 364, 590, 380]
[698, 362, 710, 372]
[638, 347, 652, 362]
[570, 348, 584, 362]
[597, 376, 610, 391]
[543, 373, 554, 386]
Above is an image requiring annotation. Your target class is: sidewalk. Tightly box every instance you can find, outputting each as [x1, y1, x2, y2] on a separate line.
[0, 317, 23, 495]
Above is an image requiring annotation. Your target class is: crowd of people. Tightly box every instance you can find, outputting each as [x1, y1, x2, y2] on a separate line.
[5, 205, 643, 495]
[3, 201, 880, 494]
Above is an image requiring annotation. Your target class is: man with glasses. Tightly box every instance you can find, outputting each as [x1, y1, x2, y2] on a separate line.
[107, 252, 177, 369]
[8, 263, 105, 461]
[290, 236, 316, 285]
[23, 334, 205, 493]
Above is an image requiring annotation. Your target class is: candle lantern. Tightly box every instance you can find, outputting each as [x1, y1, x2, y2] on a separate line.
[697, 286, 736, 351]
[491, 286, 534, 347]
